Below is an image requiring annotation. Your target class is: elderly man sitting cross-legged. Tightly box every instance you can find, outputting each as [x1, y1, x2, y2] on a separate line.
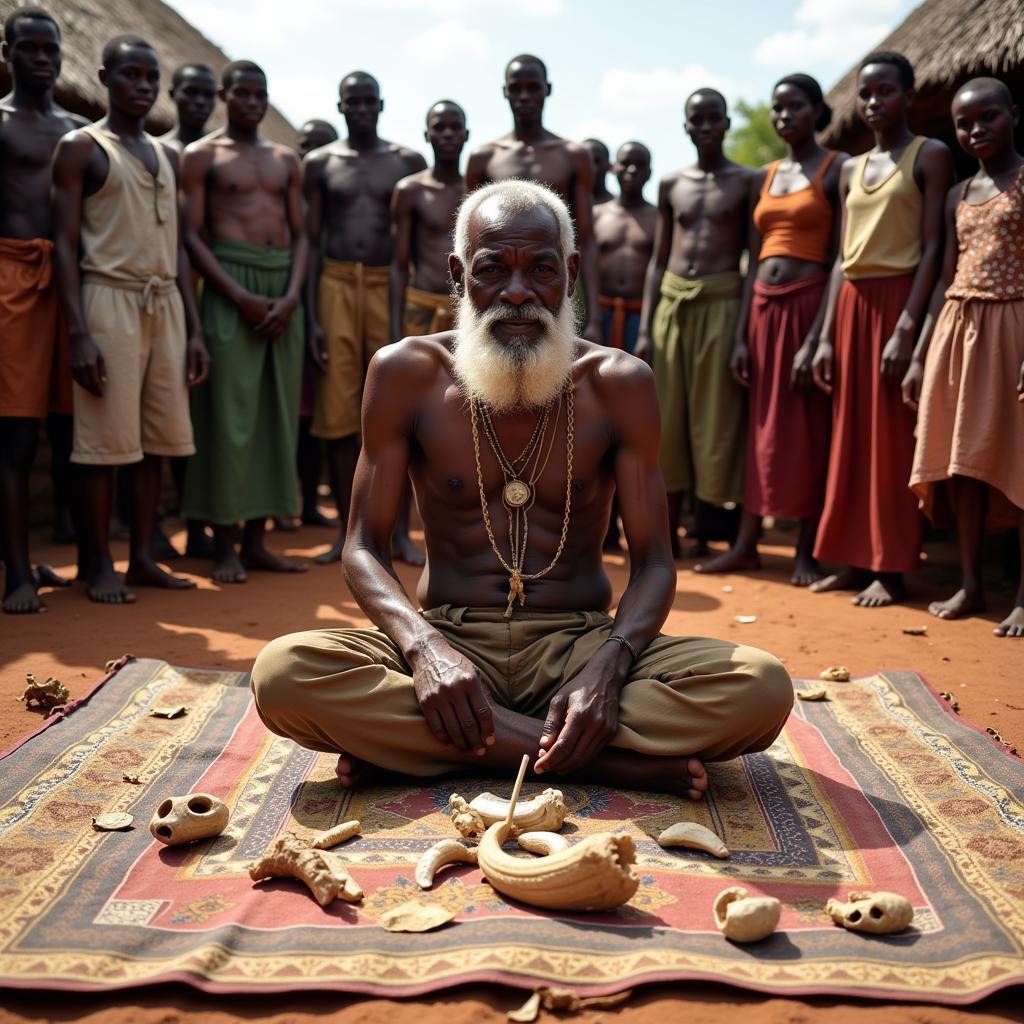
[251, 180, 792, 796]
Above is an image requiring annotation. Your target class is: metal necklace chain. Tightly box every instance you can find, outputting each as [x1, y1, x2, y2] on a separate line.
[470, 384, 575, 618]
[478, 400, 549, 478]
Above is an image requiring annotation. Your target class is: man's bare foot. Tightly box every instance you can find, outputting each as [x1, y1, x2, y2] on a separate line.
[87, 566, 136, 604]
[681, 756, 708, 801]
[36, 564, 71, 588]
[791, 554, 823, 588]
[336, 752, 373, 789]
[125, 558, 195, 590]
[314, 538, 344, 565]
[994, 605, 1024, 638]
[852, 576, 906, 608]
[3, 581, 43, 614]
[810, 567, 870, 593]
[695, 546, 760, 575]
[213, 548, 247, 584]
[240, 546, 308, 573]
[929, 588, 985, 620]
[392, 533, 426, 567]
[303, 508, 337, 528]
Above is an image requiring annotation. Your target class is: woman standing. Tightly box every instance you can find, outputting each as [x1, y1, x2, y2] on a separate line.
[810, 52, 953, 607]
[698, 73, 845, 585]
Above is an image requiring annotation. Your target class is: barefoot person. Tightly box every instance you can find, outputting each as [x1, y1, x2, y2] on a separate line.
[466, 55, 603, 344]
[810, 52, 953, 607]
[251, 180, 792, 794]
[0, 7, 83, 613]
[180, 61, 308, 583]
[698, 75, 846, 586]
[907, 79, 1024, 637]
[583, 137, 614, 204]
[53, 36, 208, 604]
[159, 63, 215, 152]
[635, 89, 754, 558]
[304, 71, 426, 567]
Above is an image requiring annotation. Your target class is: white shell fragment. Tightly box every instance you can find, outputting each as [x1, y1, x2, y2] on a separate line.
[312, 819, 361, 849]
[449, 787, 566, 837]
[826, 891, 914, 934]
[415, 839, 478, 889]
[379, 900, 456, 932]
[797, 687, 829, 701]
[656, 821, 729, 858]
[516, 831, 570, 856]
[819, 666, 851, 682]
[92, 812, 134, 831]
[734, 615, 758, 624]
[713, 886, 781, 942]
[902, 626, 928, 636]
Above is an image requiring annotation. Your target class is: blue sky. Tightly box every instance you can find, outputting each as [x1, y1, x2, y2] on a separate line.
[167, 0, 918, 192]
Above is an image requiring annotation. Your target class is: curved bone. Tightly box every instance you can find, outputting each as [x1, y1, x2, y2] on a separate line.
[448, 795, 488, 838]
[449, 789, 566, 837]
[312, 819, 361, 849]
[517, 831, 570, 856]
[826, 891, 913, 934]
[250, 834, 362, 906]
[797, 687, 829, 701]
[657, 821, 729, 858]
[478, 820, 638, 911]
[415, 839, 478, 889]
[713, 886, 781, 942]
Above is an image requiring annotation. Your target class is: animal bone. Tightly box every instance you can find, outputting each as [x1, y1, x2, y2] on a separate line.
[826, 891, 913, 934]
[19, 674, 70, 715]
[819, 666, 850, 682]
[713, 886, 781, 942]
[797, 687, 829, 701]
[249, 834, 363, 906]
[379, 900, 456, 932]
[517, 831, 570, 856]
[312, 819, 361, 849]
[476, 756, 638, 911]
[448, 787, 566, 837]
[415, 839, 478, 889]
[92, 812, 134, 831]
[149, 793, 229, 847]
[657, 821, 729, 858]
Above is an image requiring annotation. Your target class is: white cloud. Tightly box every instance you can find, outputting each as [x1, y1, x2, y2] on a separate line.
[754, 0, 910, 68]
[403, 18, 489, 65]
[597, 65, 740, 115]
[344, 0, 564, 15]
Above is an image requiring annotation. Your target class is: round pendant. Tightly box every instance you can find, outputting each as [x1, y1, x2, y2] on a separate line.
[503, 479, 531, 508]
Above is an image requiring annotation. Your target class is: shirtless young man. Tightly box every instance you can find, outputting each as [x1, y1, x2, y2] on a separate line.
[180, 61, 309, 583]
[389, 100, 468, 342]
[53, 36, 208, 604]
[298, 118, 337, 157]
[583, 137, 614, 204]
[160, 63, 215, 152]
[636, 89, 755, 558]
[252, 180, 792, 794]
[0, 7, 83, 612]
[304, 71, 426, 567]
[465, 55, 603, 344]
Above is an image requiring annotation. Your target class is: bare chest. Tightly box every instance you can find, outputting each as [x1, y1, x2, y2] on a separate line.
[325, 152, 409, 208]
[595, 207, 654, 255]
[671, 175, 745, 229]
[211, 149, 287, 199]
[485, 146, 574, 197]
[414, 184, 463, 236]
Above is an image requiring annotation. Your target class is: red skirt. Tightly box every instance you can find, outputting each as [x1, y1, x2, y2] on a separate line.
[744, 273, 831, 518]
[814, 275, 922, 573]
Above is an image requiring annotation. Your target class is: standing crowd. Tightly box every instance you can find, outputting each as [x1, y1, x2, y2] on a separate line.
[0, 7, 1021, 641]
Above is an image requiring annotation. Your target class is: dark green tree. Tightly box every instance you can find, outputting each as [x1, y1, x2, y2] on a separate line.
[726, 100, 785, 168]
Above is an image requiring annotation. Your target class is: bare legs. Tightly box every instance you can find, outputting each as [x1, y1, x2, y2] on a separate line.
[930, 476, 987, 620]
[1, 417, 42, 613]
[212, 518, 308, 584]
[695, 511, 821, 585]
[994, 511, 1024, 637]
[315, 435, 359, 565]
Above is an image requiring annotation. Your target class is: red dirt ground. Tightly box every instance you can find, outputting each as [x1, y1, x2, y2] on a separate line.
[1, 521, 1021, 1024]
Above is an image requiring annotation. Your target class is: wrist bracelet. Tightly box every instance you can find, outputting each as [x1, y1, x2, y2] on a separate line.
[605, 634, 638, 664]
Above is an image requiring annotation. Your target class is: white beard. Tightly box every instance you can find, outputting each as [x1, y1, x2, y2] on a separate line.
[451, 293, 577, 413]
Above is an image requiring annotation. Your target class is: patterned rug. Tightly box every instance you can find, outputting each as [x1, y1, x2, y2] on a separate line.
[0, 656, 1022, 1003]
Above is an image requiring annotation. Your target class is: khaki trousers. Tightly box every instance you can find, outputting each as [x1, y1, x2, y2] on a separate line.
[251, 606, 793, 776]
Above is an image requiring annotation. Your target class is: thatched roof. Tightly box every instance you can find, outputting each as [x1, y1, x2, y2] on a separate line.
[0, 0, 296, 145]
[823, 0, 1024, 155]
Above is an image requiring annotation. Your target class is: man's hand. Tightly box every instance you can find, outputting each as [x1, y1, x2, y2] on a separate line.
[235, 289, 272, 326]
[880, 327, 914, 385]
[308, 320, 329, 373]
[535, 646, 624, 775]
[186, 332, 210, 388]
[791, 339, 816, 390]
[70, 334, 106, 396]
[730, 341, 751, 387]
[901, 358, 924, 410]
[255, 294, 298, 340]
[812, 339, 834, 395]
[410, 639, 495, 755]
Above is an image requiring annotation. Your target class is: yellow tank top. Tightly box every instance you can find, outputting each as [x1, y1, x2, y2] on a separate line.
[842, 135, 926, 279]
[79, 124, 177, 285]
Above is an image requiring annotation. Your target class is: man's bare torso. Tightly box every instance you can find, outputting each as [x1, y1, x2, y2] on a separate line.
[394, 334, 628, 612]
[594, 201, 657, 297]
[472, 132, 580, 211]
[403, 169, 464, 293]
[316, 140, 423, 265]
[664, 162, 753, 279]
[198, 133, 296, 248]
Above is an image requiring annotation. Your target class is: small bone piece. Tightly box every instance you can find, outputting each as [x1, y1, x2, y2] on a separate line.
[150, 705, 187, 719]
[416, 839, 478, 889]
[819, 666, 851, 682]
[149, 793, 229, 846]
[902, 625, 928, 636]
[516, 831, 570, 856]
[92, 812, 134, 831]
[713, 886, 781, 942]
[379, 899, 457, 932]
[657, 821, 729, 858]
[19, 674, 70, 714]
[734, 615, 758, 624]
[797, 687, 829, 701]
[312, 819, 361, 849]
[477, 756, 638, 911]
[826, 891, 913, 934]
[448, 795, 488, 838]
[449, 788, 567, 837]
[249, 834, 363, 906]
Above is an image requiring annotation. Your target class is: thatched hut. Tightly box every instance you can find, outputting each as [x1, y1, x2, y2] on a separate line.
[0, 0, 295, 145]
[823, 0, 1024, 172]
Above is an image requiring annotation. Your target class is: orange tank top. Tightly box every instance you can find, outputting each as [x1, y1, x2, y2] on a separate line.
[754, 151, 837, 264]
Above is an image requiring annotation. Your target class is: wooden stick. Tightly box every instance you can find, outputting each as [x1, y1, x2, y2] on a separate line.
[504, 754, 530, 828]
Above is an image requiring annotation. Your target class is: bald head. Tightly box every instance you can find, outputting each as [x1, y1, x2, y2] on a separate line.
[955, 76, 1014, 109]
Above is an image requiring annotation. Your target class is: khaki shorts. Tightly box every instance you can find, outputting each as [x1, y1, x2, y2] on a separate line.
[311, 259, 390, 440]
[71, 280, 193, 465]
